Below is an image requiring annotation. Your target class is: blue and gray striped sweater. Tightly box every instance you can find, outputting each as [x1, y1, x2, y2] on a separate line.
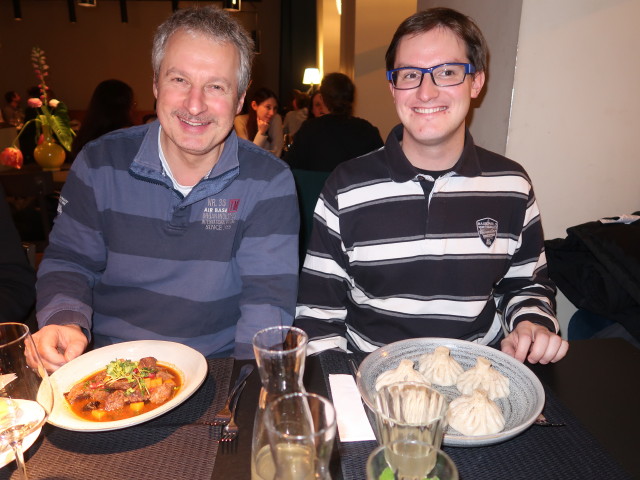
[37, 121, 299, 358]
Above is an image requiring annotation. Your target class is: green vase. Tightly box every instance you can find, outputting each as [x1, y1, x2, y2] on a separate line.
[34, 125, 66, 171]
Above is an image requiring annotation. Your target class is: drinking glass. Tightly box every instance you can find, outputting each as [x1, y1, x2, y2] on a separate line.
[251, 326, 308, 480]
[374, 381, 448, 450]
[0, 323, 54, 479]
[264, 392, 336, 480]
[366, 439, 458, 480]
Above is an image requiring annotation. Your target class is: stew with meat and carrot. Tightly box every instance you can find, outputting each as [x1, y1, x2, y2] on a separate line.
[64, 357, 181, 422]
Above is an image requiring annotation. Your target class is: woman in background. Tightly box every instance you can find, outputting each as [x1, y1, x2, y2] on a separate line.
[70, 79, 135, 162]
[283, 89, 309, 139]
[234, 87, 284, 158]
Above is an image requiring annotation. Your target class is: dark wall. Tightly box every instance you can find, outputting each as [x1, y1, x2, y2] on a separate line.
[0, 0, 315, 118]
[278, 0, 317, 111]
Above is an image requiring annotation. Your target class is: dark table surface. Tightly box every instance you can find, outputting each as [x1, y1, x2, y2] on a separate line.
[3, 338, 638, 479]
[528, 337, 640, 478]
[213, 337, 640, 479]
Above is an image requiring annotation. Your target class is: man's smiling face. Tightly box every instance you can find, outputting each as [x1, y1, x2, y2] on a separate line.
[390, 26, 484, 157]
[153, 29, 244, 165]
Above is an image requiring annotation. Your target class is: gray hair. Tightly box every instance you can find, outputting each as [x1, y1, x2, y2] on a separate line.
[152, 5, 254, 99]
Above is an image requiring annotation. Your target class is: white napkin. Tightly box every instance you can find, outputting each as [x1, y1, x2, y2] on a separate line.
[328, 374, 377, 442]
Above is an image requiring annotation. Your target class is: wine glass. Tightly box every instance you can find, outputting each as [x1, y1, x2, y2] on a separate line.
[0, 323, 53, 479]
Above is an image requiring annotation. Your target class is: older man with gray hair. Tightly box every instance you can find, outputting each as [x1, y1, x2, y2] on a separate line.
[33, 6, 299, 371]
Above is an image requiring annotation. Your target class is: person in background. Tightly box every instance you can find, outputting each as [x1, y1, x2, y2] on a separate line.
[283, 89, 309, 139]
[69, 79, 136, 163]
[285, 73, 383, 172]
[307, 91, 328, 119]
[295, 8, 568, 364]
[2, 91, 24, 128]
[33, 5, 299, 372]
[0, 184, 36, 324]
[234, 87, 284, 158]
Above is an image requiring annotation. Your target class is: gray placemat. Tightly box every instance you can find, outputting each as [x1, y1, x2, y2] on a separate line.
[319, 350, 634, 480]
[0, 358, 233, 480]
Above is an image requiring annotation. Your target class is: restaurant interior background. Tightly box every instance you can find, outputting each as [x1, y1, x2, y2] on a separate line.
[1, 0, 638, 334]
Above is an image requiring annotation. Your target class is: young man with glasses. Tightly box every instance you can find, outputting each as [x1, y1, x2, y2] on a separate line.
[295, 8, 568, 364]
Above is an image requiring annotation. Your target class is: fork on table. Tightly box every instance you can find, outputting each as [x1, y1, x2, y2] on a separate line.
[213, 363, 254, 426]
[220, 377, 247, 442]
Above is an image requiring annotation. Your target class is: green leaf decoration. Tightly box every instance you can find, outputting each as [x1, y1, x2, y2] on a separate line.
[50, 113, 75, 151]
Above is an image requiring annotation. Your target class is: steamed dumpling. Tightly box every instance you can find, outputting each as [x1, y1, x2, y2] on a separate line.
[417, 346, 464, 386]
[447, 389, 505, 436]
[456, 356, 510, 400]
[375, 359, 430, 391]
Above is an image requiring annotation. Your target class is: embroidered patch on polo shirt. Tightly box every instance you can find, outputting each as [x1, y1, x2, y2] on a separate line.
[476, 218, 498, 247]
[201, 198, 240, 231]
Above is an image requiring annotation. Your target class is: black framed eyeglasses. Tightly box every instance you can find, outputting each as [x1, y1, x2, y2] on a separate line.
[387, 63, 476, 89]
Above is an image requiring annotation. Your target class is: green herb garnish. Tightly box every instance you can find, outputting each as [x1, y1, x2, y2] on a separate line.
[105, 359, 155, 396]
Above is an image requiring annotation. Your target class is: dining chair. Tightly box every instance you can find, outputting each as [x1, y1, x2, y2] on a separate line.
[291, 168, 330, 265]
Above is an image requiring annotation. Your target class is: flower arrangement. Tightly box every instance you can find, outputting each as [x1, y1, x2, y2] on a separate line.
[1, 46, 74, 169]
[28, 47, 74, 150]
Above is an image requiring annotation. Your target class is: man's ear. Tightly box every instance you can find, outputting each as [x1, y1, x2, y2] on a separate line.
[388, 81, 397, 101]
[237, 92, 247, 115]
[470, 71, 485, 99]
[152, 77, 158, 100]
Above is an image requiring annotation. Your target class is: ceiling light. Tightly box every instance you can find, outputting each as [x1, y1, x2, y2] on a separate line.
[223, 0, 241, 11]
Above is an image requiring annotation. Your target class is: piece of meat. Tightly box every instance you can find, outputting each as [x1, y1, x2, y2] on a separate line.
[65, 382, 91, 404]
[103, 390, 126, 411]
[149, 382, 174, 405]
[138, 357, 157, 369]
[92, 371, 107, 385]
[156, 370, 174, 381]
[107, 379, 135, 390]
[83, 401, 100, 411]
[126, 386, 147, 403]
[89, 388, 110, 404]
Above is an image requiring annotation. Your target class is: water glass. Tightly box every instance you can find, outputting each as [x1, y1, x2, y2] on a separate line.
[0, 323, 53, 479]
[264, 392, 336, 480]
[251, 326, 308, 480]
[366, 439, 458, 480]
[374, 382, 448, 450]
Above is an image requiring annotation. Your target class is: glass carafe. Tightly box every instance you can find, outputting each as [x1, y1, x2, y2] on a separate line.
[251, 326, 308, 480]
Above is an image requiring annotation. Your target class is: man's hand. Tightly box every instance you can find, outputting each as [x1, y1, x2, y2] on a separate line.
[31, 325, 88, 373]
[501, 321, 569, 364]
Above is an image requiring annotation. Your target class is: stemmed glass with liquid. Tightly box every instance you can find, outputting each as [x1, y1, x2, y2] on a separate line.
[0, 323, 54, 479]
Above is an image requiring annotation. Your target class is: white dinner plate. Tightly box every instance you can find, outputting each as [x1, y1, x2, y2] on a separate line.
[48, 340, 207, 432]
[356, 338, 545, 447]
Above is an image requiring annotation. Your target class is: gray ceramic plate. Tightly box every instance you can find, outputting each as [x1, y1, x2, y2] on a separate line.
[355, 338, 544, 447]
